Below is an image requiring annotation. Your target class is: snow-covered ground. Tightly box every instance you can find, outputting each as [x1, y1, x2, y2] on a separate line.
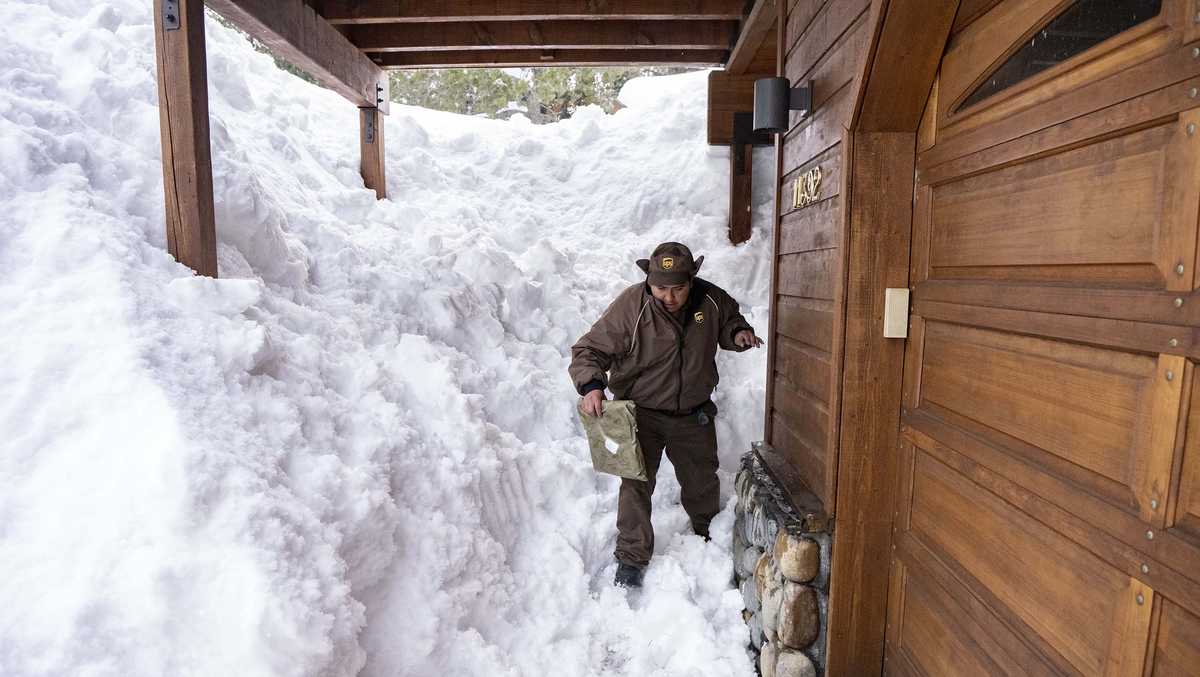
[0, 2, 774, 675]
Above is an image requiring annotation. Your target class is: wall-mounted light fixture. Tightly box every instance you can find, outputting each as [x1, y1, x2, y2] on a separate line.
[752, 77, 814, 134]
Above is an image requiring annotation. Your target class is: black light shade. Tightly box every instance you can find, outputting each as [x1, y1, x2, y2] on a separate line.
[753, 77, 813, 134]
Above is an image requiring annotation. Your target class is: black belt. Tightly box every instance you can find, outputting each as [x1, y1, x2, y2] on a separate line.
[639, 401, 711, 420]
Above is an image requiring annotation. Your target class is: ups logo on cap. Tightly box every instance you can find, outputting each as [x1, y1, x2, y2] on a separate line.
[661, 257, 674, 270]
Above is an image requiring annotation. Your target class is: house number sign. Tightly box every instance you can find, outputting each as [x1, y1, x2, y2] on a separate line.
[792, 166, 823, 209]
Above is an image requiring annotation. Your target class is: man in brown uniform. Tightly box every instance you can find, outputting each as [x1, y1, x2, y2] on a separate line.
[570, 242, 762, 587]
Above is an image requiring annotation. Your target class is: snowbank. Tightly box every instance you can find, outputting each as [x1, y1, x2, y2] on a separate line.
[0, 2, 774, 675]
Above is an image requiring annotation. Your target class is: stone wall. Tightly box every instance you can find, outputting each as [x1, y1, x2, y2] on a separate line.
[733, 446, 831, 677]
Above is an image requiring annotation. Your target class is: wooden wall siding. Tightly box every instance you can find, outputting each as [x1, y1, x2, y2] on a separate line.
[886, 0, 1200, 674]
[765, 0, 872, 510]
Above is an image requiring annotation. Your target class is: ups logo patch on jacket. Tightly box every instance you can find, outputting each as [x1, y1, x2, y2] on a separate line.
[693, 311, 705, 324]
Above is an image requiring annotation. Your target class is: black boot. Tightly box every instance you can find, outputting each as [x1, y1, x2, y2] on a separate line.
[614, 562, 645, 588]
[693, 525, 711, 542]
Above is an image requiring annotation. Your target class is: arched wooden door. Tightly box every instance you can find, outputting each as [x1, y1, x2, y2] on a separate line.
[885, 0, 1200, 673]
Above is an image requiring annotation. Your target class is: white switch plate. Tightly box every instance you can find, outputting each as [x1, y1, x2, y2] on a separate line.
[883, 288, 910, 339]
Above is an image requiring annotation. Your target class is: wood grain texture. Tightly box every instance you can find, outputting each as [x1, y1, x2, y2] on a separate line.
[950, 0, 1004, 34]
[707, 72, 758, 146]
[728, 143, 753, 244]
[919, 74, 1200, 185]
[902, 411, 1200, 615]
[1174, 368, 1200, 543]
[784, 0, 870, 80]
[928, 24, 1192, 167]
[371, 48, 728, 68]
[774, 296, 833, 352]
[823, 3, 956, 673]
[772, 411, 827, 505]
[914, 279, 1200, 327]
[825, 131, 916, 677]
[784, 9, 869, 130]
[781, 82, 853, 170]
[349, 19, 738, 51]
[919, 321, 1180, 523]
[317, 0, 748, 23]
[779, 142, 841, 218]
[853, 0, 957, 131]
[926, 120, 1199, 291]
[777, 196, 839, 254]
[154, 0, 217, 277]
[774, 335, 831, 403]
[763, 0, 787, 445]
[726, 0, 777, 75]
[1152, 599, 1200, 676]
[905, 449, 1148, 675]
[359, 107, 386, 199]
[916, 300, 1200, 360]
[941, 0, 1177, 134]
[207, 0, 389, 112]
[784, 0, 828, 60]
[886, 541, 1052, 676]
[777, 249, 837, 299]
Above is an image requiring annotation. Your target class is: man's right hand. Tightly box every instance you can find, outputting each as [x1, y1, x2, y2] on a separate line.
[581, 389, 606, 417]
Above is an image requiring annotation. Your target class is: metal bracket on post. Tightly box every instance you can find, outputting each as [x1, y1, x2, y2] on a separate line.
[362, 109, 376, 144]
[789, 80, 814, 118]
[732, 111, 773, 174]
[163, 0, 181, 31]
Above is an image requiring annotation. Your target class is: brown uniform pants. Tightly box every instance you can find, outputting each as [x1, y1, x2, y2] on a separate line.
[614, 407, 720, 567]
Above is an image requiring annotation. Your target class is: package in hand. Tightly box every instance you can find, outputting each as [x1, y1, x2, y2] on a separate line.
[579, 400, 647, 481]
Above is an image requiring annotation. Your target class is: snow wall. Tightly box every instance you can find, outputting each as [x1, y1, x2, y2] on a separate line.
[0, 2, 775, 675]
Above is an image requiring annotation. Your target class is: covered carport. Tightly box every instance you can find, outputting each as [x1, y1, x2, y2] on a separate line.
[153, 0, 779, 277]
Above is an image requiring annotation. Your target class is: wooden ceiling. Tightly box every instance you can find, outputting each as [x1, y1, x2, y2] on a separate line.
[301, 0, 775, 70]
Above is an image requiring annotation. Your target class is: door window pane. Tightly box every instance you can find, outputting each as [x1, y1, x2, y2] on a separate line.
[960, 0, 1162, 110]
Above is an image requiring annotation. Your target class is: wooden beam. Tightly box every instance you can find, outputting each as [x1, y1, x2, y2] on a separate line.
[729, 143, 753, 244]
[852, 0, 958, 131]
[318, 0, 746, 24]
[350, 20, 738, 52]
[822, 1, 959, 675]
[207, 0, 389, 113]
[359, 107, 386, 199]
[725, 0, 776, 75]
[825, 129, 913, 677]
[154, 0, 218, 277]
[707, 71, 760, 145]
[372, 49, 727, 69]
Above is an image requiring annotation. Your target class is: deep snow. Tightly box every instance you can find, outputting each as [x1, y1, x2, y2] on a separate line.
[0, 2, 775, 675]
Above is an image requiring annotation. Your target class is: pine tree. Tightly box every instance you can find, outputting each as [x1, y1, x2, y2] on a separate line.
[389, 66, 696, 123]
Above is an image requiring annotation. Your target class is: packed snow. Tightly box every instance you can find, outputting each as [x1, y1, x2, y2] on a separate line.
[0, 2, 775, 675]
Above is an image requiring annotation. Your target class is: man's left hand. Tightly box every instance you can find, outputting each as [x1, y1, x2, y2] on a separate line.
[735, 330, 764, 348]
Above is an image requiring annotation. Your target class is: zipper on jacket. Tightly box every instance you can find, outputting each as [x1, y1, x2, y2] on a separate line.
[675, 313, 692, 413]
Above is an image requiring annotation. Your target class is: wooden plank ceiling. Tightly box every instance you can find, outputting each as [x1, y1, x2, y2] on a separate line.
[302, 0, 772, 69]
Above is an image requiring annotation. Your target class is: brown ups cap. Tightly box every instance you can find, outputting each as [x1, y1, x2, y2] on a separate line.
[636, 242, 704, 286]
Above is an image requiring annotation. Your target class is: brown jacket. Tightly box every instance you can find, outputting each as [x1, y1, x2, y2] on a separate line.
[570, 278, 754, 413]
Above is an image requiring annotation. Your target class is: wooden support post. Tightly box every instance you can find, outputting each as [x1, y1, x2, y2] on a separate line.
[821, 1, 959, 674]
[154, 0, 217, 277]
[359, 106, 386, 199]
[729, 143, 753, 244]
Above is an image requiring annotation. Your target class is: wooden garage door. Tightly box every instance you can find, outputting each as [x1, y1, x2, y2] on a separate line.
[885, 0, 1200, 674]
